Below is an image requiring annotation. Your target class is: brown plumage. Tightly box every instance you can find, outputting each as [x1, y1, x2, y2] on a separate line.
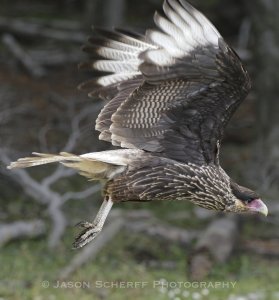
[8, 0, 268, 249]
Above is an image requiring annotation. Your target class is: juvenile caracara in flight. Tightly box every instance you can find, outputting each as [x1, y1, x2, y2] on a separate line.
[9, 0, 268, 248]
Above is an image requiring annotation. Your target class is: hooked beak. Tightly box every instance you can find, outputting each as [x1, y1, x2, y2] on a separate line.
[247, 199, 268, 217]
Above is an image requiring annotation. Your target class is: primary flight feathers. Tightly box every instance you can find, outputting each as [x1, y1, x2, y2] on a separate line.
[79, 0, 250, 164]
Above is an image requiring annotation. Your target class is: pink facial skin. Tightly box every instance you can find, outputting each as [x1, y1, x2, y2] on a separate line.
[247, 199, 268, 216]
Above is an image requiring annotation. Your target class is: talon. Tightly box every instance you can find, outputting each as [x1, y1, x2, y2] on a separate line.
[75, 221, 94, 229]
[72, 197, 113, 249]
[72, 226, 101, 249]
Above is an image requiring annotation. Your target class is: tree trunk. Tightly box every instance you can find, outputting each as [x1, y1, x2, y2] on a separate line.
[249, 0, 279, 143]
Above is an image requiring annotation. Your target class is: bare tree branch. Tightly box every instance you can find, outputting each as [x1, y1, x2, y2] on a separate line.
[2, 34, 46, 78]
[0, 17, 86, 43]
[20, 18, 83, 31]
[38, 124, 52, 153]
[61, 184, 101, 203]
[0, 149, 99, 249]
[0, 220, 46, 248]
[0, 104, 30, 126]
[29, 49, 85, 67]
[62, 104, 101, 153]
[42, 165, 75, 188]
[1, 152, 67, 248]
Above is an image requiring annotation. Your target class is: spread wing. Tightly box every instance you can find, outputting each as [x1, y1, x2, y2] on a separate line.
[79, 0, 251, 165]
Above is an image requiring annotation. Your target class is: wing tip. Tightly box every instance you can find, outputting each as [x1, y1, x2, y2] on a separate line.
[77, 78, 101, 91]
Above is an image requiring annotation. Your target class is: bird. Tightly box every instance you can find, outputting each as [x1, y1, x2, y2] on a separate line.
[8, 0, 268, 249]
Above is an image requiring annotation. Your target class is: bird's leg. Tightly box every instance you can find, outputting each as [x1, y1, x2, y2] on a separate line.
[73, 196, 113, 249]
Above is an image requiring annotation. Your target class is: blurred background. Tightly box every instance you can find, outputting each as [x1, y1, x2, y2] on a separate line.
[0, 0, 278, 299]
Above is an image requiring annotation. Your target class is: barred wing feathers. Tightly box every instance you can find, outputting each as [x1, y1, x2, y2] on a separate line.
[78, 28, 151, 100]
[81, 0, 251, 165]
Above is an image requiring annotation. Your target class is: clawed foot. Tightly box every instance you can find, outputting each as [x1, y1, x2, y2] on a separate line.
[72, 197, 114, 249]
[75, 221, 94, 229]
[72, 221, 102, 249]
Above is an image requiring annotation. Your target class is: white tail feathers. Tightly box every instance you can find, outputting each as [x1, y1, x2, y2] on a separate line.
[8, 152, 80, 169]
[7, 151, 128, 180]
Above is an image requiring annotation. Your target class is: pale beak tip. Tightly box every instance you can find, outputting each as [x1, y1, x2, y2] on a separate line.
[261, 204, 268, 217]
[248, 199, 268, 217]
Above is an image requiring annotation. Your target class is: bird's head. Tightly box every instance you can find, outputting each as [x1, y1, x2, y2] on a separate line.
[226, 182, 268, 216]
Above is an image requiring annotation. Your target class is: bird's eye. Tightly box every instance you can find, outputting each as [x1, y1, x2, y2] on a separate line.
[244, 197, 255, 204]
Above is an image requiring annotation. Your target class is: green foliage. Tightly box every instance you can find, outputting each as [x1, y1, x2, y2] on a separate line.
[1, 223, 279, 300]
